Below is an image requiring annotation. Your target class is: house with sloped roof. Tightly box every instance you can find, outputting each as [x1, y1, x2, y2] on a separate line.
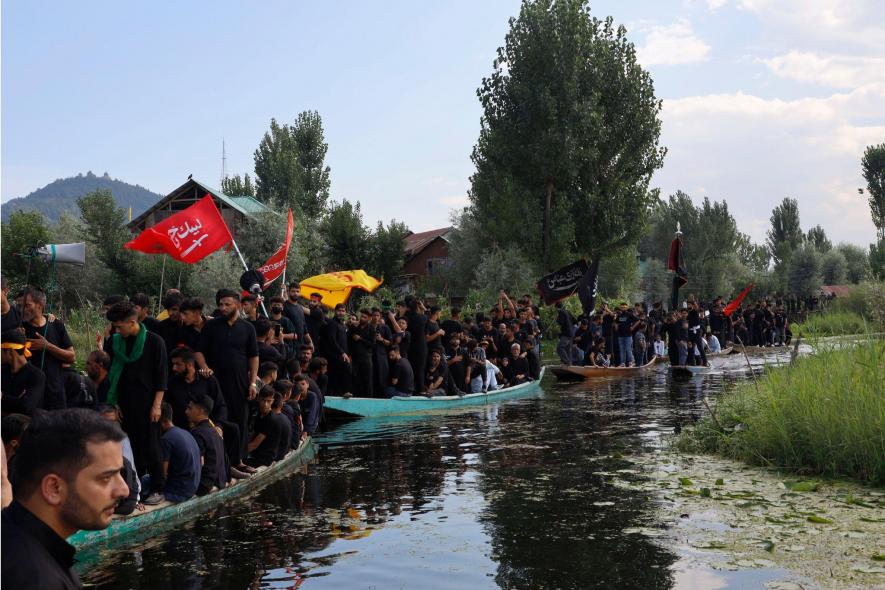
[401, 226, 453, 278]
[127, 177, 276, 236]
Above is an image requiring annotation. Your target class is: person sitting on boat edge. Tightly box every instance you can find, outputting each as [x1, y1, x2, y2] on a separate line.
[386, 345, 414, 398]
[185, 394, 228, 495]
[502, 343, 531, 386]
[295, 375, 319, 440]
[423, 349, 449, 397]
[273, 380, 299, 449]
[245, 387, 282, 468]
[1, 408, 129, 590]
[271, 392, 292, 462]
[96, 405, 140, 515]
[156, 402, 200, 503]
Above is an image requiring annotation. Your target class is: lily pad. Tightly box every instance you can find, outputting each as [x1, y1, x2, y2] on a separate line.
[715, 478, 725, 486]
[700, 487, 712, 498]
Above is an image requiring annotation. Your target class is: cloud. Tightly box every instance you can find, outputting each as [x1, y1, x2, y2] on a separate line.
[637, 19, 711, 66]
[706, 0, 728, 12]
[737, 0, 885, 49]
[439, 194, 469, 207]
[655, 85, 883, 244]
[760, 51, 885, 88]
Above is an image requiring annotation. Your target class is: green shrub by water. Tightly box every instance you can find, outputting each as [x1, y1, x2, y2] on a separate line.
[677, 338, 885, 485]
[792, 310, 868, 337]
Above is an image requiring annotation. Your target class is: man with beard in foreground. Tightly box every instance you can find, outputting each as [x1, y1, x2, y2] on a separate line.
[1, 408, 130, 589]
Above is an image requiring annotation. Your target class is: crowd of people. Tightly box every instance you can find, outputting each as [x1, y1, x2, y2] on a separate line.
[554, 296, 794, 368]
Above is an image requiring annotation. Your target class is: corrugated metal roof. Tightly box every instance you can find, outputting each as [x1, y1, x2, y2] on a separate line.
[403, 226, 453, 258]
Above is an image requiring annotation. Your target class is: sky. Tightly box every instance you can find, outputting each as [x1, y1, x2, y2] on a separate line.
[2, 0, 883, 247]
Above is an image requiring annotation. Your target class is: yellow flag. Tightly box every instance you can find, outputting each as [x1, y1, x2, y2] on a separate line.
[299, 270, 383, 308]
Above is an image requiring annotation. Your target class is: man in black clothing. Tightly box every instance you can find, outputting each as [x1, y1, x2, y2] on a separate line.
[425, 306, 446, 354]
[424, 349, 448, 397]
[386, 345, 414, 397]
[1, 275, 22, 332]
[478, 316, 499, 359]
[305, 295, 326, 351]
[440, 307, 464, 341]
[168, 347, 228, 427]
[185, 394, 228, 495]
[503, 343, 530, 385]
[245, 387, 281, 467]
[85, 350, 111, 405]
[282, 283, 307, 353]
[156, 291, 185, 353]
[687, 301, 708, 366]
[269, 296, 298, 356]
[255, 317, 287, 377]
[555, 301, 575, 365]
[106, 301, 169, 502]
[405, 296, 428, 393]
[445, 334, 469, 392]
[22, 288, 76, 410]
[322, 303, 351, 395]
[1, 408, 129, 589]
[349, 309, 376, 397]
[614, 302, 640, 367]
[1, 330, 46, 415]
[179, 297, 208, 351]
[196, 289, 259, 459]
[371, 308, 392, 396]
[61, 364, 95, 409]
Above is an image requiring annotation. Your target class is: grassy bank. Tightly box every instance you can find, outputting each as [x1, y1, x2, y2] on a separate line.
[677, 338, 885, 485]
[791, 310, 868, 337]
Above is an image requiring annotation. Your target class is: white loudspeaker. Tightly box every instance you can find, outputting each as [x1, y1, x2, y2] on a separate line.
[36, 243, 86, 266]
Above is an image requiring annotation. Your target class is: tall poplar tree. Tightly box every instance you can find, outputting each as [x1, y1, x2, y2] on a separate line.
[469, 0, 665, 271]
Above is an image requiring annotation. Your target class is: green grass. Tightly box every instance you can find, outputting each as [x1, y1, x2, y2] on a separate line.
[677, 338, 885, 485]
[63, 304, 106, 369]
[792, 311, 869, 337]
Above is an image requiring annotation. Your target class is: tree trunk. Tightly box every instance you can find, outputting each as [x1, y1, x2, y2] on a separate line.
[543, 180, 554, 271]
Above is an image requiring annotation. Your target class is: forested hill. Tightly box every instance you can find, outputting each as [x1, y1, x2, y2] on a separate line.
[1, 172, 163, 222]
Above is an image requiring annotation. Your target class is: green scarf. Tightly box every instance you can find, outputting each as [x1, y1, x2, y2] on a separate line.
[107, 324, 147, 406]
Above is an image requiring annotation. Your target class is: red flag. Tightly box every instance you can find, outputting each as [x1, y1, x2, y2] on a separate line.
[723, 282, 754, 317]
[258, 208, 294, 289]
[125, 195, 233, 264]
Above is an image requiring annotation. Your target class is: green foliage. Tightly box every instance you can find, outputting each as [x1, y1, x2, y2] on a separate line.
[221, 174, 255, 197]
[368, 220, 410, 281]
[870, 239, 885, 280]
[767, 197, 804, 267]
[806, 225, 831, 252]
[827, 280, 885, 331]
[820, 249, 847, 284]
[51, 212, 111, 305]
[0, 171, 162, 224]
[787, 243, 822, 297]
[469, 245, 540, 303]
[639, 258, 670, 304]
[253, 111, 331, 219]
[321, 199, 369, 270]
[792, 311, 867, 337]
[861, 142, 885, 237]
[469, 0, 665, 270]
[598, 247, 639, 300]
[677, 338, 885, 485]
[63, 303, 106, 367]
[0, 210, 52, 287]
[836, 243, 871, 283]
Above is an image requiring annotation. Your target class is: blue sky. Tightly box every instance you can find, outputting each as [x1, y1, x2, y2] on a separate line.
[3, 0, 883, 246]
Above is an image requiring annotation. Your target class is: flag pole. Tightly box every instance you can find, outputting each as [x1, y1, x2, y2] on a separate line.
[230, 239, 269, 316]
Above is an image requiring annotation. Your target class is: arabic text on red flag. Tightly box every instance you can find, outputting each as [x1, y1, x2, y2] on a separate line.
[257, 209, 294, 289]
[124, 195, 233, 264]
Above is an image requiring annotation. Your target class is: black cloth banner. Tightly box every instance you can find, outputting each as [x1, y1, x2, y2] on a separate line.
[536, 260, 588, 306]
[668, 236, 688, 310]
[576, 257, 600, 316]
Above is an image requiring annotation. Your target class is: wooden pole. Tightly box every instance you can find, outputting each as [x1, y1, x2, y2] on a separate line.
[157, 254, 167, 316]
[230, 239, 269, 316]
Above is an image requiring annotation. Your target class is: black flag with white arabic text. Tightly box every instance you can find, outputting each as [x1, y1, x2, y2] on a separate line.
[536, 260, 588, 306]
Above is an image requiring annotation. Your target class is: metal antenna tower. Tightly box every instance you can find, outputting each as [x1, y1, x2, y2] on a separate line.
[221, 138, 228, 186]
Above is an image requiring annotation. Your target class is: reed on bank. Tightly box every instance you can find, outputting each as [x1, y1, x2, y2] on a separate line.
[791, 310, 868, 337]
[677, 337, 885, 485]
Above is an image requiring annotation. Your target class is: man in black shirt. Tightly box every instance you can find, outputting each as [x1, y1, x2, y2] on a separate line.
[614, 303, 640, 367]
[255, 317, 287, 377]
[555, 301, 575, 365]
[156, 291, 185, 353]
[1, 275, 22, 332]
[386, 345, 414, 397]
[405, 297, 428, 393]
[185, 394, 228, 495]
[687, 301, 708, 366]
[502, 343, 530, 385]
[371, 308, 392, 396]
[106, 301, 169, 503]
[440, 307, 464, 341]
[425, 306, 446, 354]
[424, 349, 448, 397]
[178, 297, 208, 351]
[282, 283, 307, 353]
[1, 409, 129, 589]
[196, 289, 259, 460]
[22, 288, 75, 410]
[348, 309, 376, 398]
[269, 296, 298, 356]
[445, 334, 468, 392]
[1, 330, 46, 415]
[322, 303, 351, 395]
[85, 350, 111, 405]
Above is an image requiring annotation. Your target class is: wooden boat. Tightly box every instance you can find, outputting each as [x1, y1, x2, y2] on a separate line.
[323, 367, 546, 418]
[654, 346, 732, 365]
[68, 437, 317, 551]
[549, 357, 657, 381]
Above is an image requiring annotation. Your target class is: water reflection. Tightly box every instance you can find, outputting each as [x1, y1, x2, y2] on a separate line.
[79, 363, 779, 589]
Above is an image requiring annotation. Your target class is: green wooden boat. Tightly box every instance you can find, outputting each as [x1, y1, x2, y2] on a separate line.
[68, 437, 317, 551]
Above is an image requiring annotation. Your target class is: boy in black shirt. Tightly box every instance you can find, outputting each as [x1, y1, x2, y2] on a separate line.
[245, 386, 281, 467]
[1, 330, 46, 416]
[386, 345, 414, 397]
[185, 394, 228, 495]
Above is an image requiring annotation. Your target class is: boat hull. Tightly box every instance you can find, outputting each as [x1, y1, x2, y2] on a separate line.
[323, 367, 546, 418]
[550, 358, 657, 380]
[654, 346, 732, 365]
[68, 438, 317, 552]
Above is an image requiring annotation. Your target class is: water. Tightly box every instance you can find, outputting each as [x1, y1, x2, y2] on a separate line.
[79, 353, 800, 589]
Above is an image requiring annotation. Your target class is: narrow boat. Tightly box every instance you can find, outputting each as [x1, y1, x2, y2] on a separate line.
[323, 367, 546, 418]
[68, 437, 317, 551]
[655, 346, 733, 365]
[549, 357, 657, 381]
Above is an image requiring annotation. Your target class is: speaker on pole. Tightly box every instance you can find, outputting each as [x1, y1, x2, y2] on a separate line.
[36, 243, 86, 266]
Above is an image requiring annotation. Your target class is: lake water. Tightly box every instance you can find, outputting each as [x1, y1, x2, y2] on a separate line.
[78, 353, 801, 589]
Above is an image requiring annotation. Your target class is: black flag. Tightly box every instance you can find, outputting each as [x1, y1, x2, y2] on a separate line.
[576, 257, 600, 316]
[668, 235, 688, 310]
[535, 260, 588, 305]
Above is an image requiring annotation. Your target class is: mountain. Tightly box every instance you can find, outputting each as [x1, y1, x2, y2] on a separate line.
[1, 172, 163, 223]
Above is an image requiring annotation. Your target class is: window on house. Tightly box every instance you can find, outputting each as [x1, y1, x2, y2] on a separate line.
[426, 257, 449, 276]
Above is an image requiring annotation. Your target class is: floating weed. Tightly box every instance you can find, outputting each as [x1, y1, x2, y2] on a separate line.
[806, 515, 833, 524]
[784, 481, 820, 492]
[700, 488, 712, 498]
[678, 477, 693, 486]
[715, 478, 725, 486]
[872, 554, 885, 562]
